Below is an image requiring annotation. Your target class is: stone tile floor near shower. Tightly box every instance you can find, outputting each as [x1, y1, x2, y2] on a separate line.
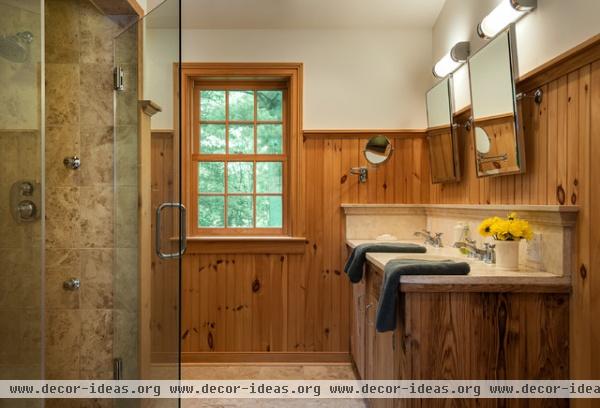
[180, 364, 367, 408]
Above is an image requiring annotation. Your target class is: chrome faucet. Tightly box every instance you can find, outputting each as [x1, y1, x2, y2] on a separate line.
[453, 239, 496, 264]
[482, 242, 496, 264]
[414, 230, 443, 248]
[453, 239, 484, 258]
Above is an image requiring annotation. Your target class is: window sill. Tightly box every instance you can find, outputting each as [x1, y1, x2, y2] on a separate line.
[185, 236, 307, 255]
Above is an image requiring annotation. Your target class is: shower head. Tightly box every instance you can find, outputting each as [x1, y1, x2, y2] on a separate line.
[0, 31, 34, 63]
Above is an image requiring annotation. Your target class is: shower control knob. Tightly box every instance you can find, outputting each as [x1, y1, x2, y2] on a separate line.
[63, 278, 80, 291]
[20, 181, 34, 196]
[17, 200, 36, 220]
[63, 156, 81, 170]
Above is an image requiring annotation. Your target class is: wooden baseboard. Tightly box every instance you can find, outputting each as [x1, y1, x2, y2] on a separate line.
[182, 352, 351, 364]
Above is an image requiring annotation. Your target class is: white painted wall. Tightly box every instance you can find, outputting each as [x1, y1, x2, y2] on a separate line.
[144, 28, 178, 129]
[469, 31, 514, 119]
[426, 78, 451, 127]
[145, 28, 433, 130]
[433, 0, 600, 111]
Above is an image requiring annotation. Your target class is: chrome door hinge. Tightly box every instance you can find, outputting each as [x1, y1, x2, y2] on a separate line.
[113, 66, 124, 91]
[113, 358, 123, 380]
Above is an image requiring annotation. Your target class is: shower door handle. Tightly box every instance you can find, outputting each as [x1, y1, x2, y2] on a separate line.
[155, 202, 187, 259]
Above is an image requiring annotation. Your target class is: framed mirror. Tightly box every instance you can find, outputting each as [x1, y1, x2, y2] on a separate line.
[468, 26, 525, 177]
[363, 135, 393, 165]
[425, 75, 461, 183]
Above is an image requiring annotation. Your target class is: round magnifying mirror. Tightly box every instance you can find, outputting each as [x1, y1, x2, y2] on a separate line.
[364, 135, 393, 165]
[474, 127, 491, 155]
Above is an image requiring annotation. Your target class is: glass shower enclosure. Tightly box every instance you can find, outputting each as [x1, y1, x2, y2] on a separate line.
[0, 0, 183, 406]
[0, 0, 43, 388]
[114, 0, 183, 392]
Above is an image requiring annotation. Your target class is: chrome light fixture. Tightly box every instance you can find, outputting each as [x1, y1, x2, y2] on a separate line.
[477, 0, 537, 39]
[432, 41, 470, 78]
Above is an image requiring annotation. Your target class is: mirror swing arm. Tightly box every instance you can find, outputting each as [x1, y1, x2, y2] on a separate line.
[516, 88, 543, 104]
[348, 135, 394, 184]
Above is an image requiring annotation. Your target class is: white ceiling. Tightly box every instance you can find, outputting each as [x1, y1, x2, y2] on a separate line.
[146, 0, 447, 29]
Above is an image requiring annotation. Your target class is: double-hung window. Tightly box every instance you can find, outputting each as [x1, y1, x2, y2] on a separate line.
[192, 82, 287, 235]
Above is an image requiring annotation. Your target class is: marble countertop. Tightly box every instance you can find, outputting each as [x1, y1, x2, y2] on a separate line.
[346, 240, 571, 293]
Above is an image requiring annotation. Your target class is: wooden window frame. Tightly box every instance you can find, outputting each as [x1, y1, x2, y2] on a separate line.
[194, 82, 288, 235]
[179, 63, 304, 239]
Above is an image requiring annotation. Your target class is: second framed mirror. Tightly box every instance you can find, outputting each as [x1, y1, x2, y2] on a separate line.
[425, 75, 461, 184]
[468, 26, 525, 177]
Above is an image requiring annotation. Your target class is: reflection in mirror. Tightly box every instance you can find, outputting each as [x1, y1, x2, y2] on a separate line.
[425, 76, 460, 183]
[475, 127, 491, 154]
[364, 135, 393, 165]
[468, 27, 525, 177]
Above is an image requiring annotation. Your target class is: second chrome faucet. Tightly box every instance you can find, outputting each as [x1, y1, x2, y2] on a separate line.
[453, 239, 496, 264]
[414, 230, 443, 248]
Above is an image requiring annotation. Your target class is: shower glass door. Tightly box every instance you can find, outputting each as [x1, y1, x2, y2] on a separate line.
[0, 0, 43, 394]
[114, 0, 182, 405]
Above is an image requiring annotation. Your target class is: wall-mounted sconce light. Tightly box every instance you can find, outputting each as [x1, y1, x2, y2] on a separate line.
[477, 0, 537, 39]
[432, 41, 470, 78]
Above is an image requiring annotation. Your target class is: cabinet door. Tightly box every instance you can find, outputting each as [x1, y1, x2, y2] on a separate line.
[351, 279, 366, 379]
[365, 293, 396, 408]
[374, 330, 395, 408]
[365, 293, 377, 381]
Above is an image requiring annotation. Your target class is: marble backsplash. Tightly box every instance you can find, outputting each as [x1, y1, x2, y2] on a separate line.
[343, 204, 579, 277]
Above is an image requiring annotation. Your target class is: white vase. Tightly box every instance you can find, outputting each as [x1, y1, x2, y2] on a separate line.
[494, 240, 520, 270]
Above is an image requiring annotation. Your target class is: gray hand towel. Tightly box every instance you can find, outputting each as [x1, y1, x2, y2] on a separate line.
[344, 243, 426, 283]
[376, 259, 470, 332]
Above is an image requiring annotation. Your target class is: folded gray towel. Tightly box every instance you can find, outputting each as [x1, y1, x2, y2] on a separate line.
[376, 259, 470, 332]
[344, 243, 427, 283]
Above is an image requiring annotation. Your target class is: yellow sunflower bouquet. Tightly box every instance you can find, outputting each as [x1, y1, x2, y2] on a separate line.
[478, 212, 533, 241]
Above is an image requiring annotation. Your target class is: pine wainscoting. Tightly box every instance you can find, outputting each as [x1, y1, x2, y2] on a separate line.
[161, 35, 599, 375]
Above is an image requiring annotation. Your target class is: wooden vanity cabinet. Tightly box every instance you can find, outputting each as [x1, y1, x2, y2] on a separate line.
[351, 265, 396, 408]
[351, 261, 570, 408]
[350, 278, 366, 379]
[365, 265, 396, 408]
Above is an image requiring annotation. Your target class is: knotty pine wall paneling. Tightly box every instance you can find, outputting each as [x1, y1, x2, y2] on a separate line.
[178, 134, 428, 359]
[423, 47, 600, 383]
[150, 131, 180, 358]
[174, 37, 600, 371]
[428, 64, 591, 208]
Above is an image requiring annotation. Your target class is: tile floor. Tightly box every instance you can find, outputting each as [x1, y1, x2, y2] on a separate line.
[180, 363, 367, 408]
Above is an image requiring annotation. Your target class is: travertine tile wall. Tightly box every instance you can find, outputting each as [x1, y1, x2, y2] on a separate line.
[0, 1, 43, 387]
[44, 0, 135, 385]
[0, 2, 41, 131]
[0, 131, 42, 383]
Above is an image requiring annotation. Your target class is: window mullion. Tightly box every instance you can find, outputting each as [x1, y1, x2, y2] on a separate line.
[224, 91, 230, 228]
[197, 91, 201, 154]
[224, 158, 229, 228]
[253, 91, 258, 228]
[225, 91, 230, 155]
[253, 159, 257, 229]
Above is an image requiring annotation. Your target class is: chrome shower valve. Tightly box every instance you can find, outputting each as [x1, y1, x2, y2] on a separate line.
[63, 156, 81, 170]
